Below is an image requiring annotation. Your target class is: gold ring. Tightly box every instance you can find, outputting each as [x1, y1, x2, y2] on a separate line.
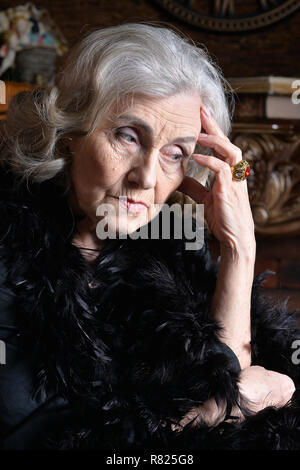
[230, 160, 251, 181]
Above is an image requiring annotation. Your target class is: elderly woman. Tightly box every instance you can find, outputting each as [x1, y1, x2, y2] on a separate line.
[0, 23, 299, 451]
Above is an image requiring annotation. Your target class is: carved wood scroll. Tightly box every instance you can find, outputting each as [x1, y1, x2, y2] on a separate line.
[231, 121, 300, 236]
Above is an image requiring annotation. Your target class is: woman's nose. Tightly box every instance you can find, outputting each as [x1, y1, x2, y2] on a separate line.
[127, 152, 158, 189]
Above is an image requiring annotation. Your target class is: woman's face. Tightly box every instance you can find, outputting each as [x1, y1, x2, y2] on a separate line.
[69, 92, 202, 238]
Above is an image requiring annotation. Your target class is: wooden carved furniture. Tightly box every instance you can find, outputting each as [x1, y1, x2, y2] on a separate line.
[228, 76, 300, 236]
[153, 1, 300, 33]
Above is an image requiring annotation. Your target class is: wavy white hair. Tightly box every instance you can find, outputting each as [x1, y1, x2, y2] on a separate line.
[1, 22, 236, 192]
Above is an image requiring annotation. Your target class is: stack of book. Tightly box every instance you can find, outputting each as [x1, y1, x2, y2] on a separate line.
[228, 76, 300, 120]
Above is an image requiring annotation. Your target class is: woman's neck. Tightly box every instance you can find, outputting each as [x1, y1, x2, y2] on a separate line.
[67, 187, 106, 264]
[72, 219, 106, 264]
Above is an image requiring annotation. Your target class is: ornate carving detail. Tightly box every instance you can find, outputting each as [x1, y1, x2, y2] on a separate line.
[153, 0, 300, 32]
[214, 0, 236, 16]
[231, 127, 300, 235]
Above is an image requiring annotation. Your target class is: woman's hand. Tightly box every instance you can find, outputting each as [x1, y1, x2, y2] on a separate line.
[169, 366, 296, 432]
[177, 106, 255, 256]
[238, 365, 296, 413]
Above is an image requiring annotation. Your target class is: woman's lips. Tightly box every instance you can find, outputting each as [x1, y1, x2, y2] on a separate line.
[112, 196, 148, 214]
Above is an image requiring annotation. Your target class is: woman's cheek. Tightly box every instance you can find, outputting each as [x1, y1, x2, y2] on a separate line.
[161, 160, 185, 181]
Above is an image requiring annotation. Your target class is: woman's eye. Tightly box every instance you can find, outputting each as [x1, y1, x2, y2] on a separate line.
[169, 153, 185, 162]
[114, 130, 188, 163]
[116, 129, 137, 144]
[166, 149, 187, 163]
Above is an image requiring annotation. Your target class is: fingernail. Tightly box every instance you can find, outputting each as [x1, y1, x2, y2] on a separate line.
[198, 133, 208, 138]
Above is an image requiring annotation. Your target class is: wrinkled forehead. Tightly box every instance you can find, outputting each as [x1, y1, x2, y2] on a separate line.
[106, 92, 202, 139]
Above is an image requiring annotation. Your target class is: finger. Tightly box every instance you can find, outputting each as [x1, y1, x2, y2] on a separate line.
[193, 153, 246, 186]
[197, 133, 242, 165]
[177, 174, 210, 204]
[200, 107, 226, 138]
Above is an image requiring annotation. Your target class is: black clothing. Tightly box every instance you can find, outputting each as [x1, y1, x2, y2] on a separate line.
[0, 163, 299, 450]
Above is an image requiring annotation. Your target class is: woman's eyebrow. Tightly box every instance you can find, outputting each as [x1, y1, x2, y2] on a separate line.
[116, 114, 198, 144]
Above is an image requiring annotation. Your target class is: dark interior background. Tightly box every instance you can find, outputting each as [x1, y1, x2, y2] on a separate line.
[4, 0, 300, 77]
[2, 0, 300, 313]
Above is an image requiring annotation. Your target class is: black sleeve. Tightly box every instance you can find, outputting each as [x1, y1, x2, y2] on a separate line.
[183, 222, 300, 385]
[215, 341, 241, 375]
[0, 258, 74, 449]
[250, 270, 300, 387]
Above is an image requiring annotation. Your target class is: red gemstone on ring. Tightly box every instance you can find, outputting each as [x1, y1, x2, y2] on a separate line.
[245, 166, 250, 178]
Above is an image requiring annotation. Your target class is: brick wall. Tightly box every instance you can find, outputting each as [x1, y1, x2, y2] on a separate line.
[3, 0, 300, 78]
[208, 234, 300, 314]
[255, 235, 300, 313]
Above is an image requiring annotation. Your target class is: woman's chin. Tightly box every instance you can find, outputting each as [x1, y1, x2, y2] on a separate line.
[95, 212, 152, 240]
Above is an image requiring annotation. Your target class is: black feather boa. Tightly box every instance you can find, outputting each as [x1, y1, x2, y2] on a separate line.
[0, 162, 300, 450]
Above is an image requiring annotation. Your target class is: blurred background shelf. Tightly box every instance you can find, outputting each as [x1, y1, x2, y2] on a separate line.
[0, 81, 35, 119]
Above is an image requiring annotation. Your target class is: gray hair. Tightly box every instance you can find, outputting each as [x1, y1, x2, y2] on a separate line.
[1, 22, 236, 192]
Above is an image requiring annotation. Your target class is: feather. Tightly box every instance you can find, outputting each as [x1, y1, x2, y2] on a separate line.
[0, 162, 299, 450]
